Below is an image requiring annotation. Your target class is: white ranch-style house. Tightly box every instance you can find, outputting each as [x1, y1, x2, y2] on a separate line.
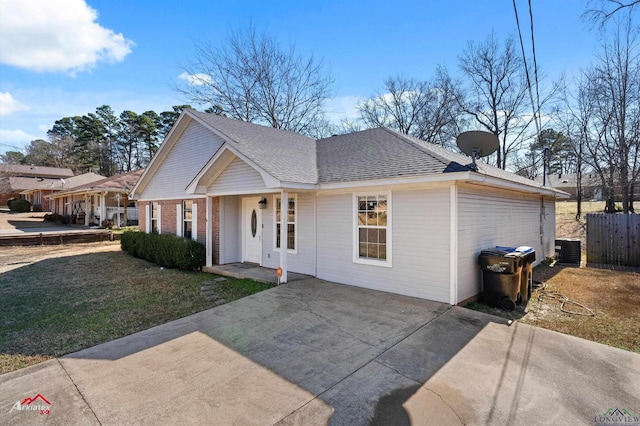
[130, 110, 566, 305]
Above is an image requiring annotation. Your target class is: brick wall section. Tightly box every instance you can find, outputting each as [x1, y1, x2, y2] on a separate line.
[159, 200, 177, 235]
[137, 197, 220, 265]
[138, 201, 147, 232]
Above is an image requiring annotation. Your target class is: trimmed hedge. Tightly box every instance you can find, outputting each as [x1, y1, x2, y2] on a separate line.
[121, 231, 205, 271]
[8, 198, 31, 212]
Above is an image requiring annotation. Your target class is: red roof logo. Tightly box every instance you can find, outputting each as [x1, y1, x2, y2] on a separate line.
[21, 394, 51, 406]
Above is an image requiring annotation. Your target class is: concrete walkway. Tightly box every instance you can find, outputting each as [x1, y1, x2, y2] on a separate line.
[203, 263, 313, 284]
[1, 279, 639, 425]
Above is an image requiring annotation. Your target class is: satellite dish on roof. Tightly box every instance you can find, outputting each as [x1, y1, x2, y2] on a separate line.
[456, 131, 499, 171]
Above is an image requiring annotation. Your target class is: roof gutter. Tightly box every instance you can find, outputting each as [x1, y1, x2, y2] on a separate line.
[317, 171, 569, 198]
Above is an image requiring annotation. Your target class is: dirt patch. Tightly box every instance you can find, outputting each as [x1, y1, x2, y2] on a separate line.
[526, 263, 640, 352]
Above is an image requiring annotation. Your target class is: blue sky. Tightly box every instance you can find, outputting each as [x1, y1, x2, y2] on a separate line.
[0, 0, 604, 155]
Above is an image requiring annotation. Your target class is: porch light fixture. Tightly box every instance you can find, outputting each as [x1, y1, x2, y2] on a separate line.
[258, 198, 267, 209]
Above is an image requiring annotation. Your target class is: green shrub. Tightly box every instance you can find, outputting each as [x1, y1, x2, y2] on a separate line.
[7, 198, 16, 209]
[121, 231, 205, 271]
[9, 198, 31, 212]
[44, 213, 63, 222]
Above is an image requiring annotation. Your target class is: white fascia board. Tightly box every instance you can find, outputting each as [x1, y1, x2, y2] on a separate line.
[224, 145, 281, 188]
[464, 173, 569, 198]
[279, 182, 317, 190]
[130, 111, 192, 198]
[135, 195, 207, 202]
[207, 188, 282, 197]
[318, 172, 568, 198]
[184, 144, 234, 194]
[317, 173, 467, 191]
[187, 112, 281, 188]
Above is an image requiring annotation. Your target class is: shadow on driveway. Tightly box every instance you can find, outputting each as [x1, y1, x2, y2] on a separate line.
[2, 278, 639, 425]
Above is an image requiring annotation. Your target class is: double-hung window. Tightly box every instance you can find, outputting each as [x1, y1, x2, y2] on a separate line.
[150, 202, 159, 233]
[275, 195, 296, 252]
[183, 200, 193, 239]
[355, 193, 391, 266]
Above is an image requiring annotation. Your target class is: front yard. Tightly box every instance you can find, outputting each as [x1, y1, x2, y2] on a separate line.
[0, 242, 272, 374]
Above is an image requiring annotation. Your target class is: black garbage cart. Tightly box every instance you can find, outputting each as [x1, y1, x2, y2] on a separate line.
[478, 249, 524, 311]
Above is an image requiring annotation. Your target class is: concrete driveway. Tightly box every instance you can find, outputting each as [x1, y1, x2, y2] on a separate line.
[1, 278, 639, 425]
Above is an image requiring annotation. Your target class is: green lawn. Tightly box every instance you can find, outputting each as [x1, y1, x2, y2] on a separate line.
[0, 249, 272, 374]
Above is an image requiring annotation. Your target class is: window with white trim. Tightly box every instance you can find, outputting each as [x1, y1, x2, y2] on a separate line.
[183, 200, 193, 239]
[275, 195, 296, 251]
[355, 194, 390, 265]
[151, 202, 159, 233]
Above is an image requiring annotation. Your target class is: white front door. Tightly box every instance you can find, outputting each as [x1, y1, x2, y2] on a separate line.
[242, 197, 262, 264]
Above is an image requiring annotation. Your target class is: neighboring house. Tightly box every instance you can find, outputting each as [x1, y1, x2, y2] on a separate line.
[131, 110, 567, 305]
[534, 173, 602, 201]
[47, 169, 144, 226]
[21, 172, 105, 212]
[0, 164, 74, 208]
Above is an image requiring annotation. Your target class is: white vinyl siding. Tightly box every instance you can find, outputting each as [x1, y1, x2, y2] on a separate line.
[262, 192, 316, 276]
[541, 197, 555, 258]
[220, 196, 241, 264]
[140, 121, 224, 200]
[316, 187, 450, 302]
[456, 185, 551, 303]
[209, 157, 267, 194]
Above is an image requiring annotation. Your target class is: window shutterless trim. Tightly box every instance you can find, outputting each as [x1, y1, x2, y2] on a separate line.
[273, 194, 298, 254]
[353, 192, 392, 267]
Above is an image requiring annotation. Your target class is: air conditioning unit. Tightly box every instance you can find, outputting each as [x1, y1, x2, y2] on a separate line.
[555, 239, 581, 264]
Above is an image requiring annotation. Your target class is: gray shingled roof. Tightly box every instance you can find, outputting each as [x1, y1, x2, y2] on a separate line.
[316, 127, 468, 183]
[0, 164, 74, 178]
[387, 129, 552, 190]
[187, 111, 555, 192]
[189, 111, 317, 184]
[18, 172, 105, 192]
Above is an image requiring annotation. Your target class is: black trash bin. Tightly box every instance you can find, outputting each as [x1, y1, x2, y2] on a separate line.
[519, 249, 536, 302]
[478, 249, 524, 311]
[497, 246, 535, 303]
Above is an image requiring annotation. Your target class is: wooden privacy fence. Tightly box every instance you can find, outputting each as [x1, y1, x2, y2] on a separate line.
[586, 214, 640, 266]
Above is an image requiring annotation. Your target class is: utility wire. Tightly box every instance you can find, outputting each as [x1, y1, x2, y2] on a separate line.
[528, 0, 542, 130]
[513, 0, 541, 139]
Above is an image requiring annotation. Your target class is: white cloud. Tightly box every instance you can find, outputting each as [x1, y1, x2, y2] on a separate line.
[324, 95, 361, 123]
[0, 0, 134, 74]
[0, 129, 39, 149]
[0, 92, 28, 115]
[178, 72, 213, 86]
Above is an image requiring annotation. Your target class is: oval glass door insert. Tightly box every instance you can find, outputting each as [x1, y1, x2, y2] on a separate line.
[251, 210, 257, 237]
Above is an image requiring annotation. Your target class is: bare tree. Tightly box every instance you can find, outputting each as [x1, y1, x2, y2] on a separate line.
[583, 0, 639, 27]
[178, 25, 333, 137]
[587, 19, 640, 213]
[456, 32, 533, 169]
[357, 67, 464, 148]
